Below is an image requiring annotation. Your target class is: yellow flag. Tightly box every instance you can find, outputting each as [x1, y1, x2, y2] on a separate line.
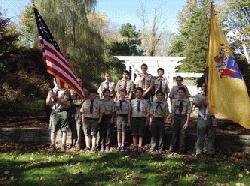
[208, 5, 250, 129]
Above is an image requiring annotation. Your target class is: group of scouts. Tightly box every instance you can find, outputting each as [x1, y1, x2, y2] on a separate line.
[46, 63, 215, 157]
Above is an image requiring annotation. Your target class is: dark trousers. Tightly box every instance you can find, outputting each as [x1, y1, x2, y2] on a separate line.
[169, 115, 187, 152]
[70, 112, 84, 148]
[100, 115, 112, 149]
[70, 116, 77, 147]
[150, 117, 164, 150]
[196, 117, 215, 155]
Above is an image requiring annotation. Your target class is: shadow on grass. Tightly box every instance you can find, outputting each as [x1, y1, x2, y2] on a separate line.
[0, 151, 249, 186]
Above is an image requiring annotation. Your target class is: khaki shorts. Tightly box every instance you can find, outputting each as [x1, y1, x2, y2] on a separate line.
[83, 118, 99, 136]
[116, 115, 128, 132]
[49, 111, 69, 132]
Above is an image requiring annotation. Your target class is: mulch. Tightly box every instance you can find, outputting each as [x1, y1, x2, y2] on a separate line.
[0, 115, 49, 129]
[0, 115, 249, 135]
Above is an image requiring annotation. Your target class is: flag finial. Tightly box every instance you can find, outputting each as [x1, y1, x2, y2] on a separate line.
[32, 0, 36, 9]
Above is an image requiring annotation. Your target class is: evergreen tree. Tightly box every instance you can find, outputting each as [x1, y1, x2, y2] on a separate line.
[167, 0, 210, 72]
[109, 23, 143, 56]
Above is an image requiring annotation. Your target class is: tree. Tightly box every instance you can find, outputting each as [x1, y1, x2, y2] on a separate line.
[101, 23, 142, 82]
[167, 34, 185, 57]
[137, 0, 170, 56]
[0, 11, 19, 74]
[19, 0, 108, 88]
[108, 23, 143, 56]
[167, 0, 210, 72]
[0, 10, 49, 103]
[18, 5, 37, 47]
[222, 0, 250, 62]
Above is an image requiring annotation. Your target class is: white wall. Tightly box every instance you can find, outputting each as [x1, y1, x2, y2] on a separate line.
[115, 56, 203, 96]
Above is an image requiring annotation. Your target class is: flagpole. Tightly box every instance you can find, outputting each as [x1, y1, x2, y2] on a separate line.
[32, 0, 35, 7]
[205, 1, 214, 85]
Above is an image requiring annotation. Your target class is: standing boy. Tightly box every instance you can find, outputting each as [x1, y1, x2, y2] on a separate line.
[149, 90, 170, 152]
[169, 76, 190, 101]
[115, 89, 131, 151]
[169, 87, 191, 153]
[81, 89, 101, 152]
[193, 83, 215, 157]
[130, 87, 150, 151]
[70, 78, 85, 149]
[154, 68, 170, 100]
[98, 72, 115, 99]
[46, 80, 71, 151]
[134, 63, 154, 100]
[115, 70, 134, 100]
[100, 89, 115, 152]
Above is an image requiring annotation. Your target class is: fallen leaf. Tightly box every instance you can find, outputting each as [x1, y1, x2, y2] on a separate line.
[238, 173, 243, 178]
[4, 171, 10, 175]
[0, 177, 7, 181]
[236, 183, 246, 186]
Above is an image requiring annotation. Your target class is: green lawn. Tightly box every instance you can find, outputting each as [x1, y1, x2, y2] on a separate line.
[0, 149, 249, 186]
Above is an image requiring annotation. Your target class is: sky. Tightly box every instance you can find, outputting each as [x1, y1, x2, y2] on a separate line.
[96, 0, 187, 32]
[0, 0, 187, 33]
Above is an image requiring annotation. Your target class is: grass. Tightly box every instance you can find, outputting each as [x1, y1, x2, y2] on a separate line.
[0, 149, 249, 186]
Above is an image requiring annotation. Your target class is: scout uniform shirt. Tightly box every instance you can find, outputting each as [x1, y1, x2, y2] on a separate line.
[48, 87, 70, 112]
[70, 89, 84, 116]
[193, 93, 209, 120]
[115, 79, 134, 95]
[134, 73, 154, 91]
[81, 99, 101, 119]
[171, 98, 192, 116]
[169, 85, 190, 100]
[100, 99, 115, 115]
[82, 88, 89, 98]
[154, 77, 170, 95]
[98, 81, 115, 98]
[150, 101, 169, 118]
[115, 99, 130, 115]
[131, 98, 150, 117]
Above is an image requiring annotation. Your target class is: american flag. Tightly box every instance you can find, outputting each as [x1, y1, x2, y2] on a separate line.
[34, 7, 83, 97]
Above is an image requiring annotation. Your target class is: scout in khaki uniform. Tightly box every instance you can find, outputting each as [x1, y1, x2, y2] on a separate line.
[46, 80, 71, 151]
[169, 76, 190, 101]
[81, 89, 101, 152]
[193, 83, 215, 157]
[169, 87, 191, 153]
[115, 70, 134, 100]
[130, 87, 150, 151]
[100, 89, 115, 152]
[149, 90, 170, 152]
[154, 68, 170, 100]
[69, 78, 86, 149]
[98, 72, 115, 99]
[134, 63, 154, 100]
[115, 89, 131, 151]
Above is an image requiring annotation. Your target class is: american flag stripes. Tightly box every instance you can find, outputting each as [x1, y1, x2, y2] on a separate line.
[33, 7, 83, 97]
